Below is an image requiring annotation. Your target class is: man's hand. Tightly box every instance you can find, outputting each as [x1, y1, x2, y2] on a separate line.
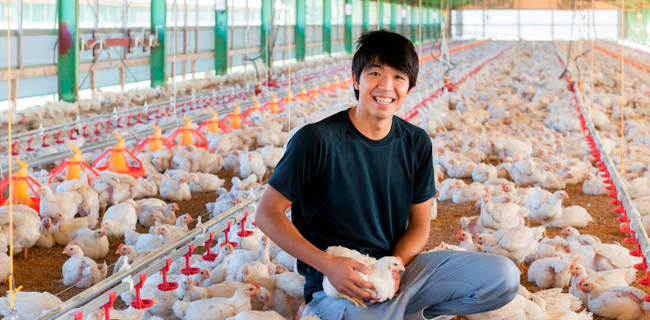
[393, 270, 401, 293]
[323, 255, 375, 301]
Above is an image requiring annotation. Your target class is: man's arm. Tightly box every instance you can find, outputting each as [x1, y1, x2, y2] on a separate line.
[393, 200, 432, 266]
[255, 185, 375, 300]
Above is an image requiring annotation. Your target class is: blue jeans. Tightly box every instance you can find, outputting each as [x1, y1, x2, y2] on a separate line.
[307, 250, 520, 319]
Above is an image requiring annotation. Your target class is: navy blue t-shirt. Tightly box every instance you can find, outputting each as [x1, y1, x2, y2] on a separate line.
[268, 108, 436, 303]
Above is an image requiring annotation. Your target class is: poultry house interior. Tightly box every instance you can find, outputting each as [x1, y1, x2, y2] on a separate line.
[1, 1, 650, 320]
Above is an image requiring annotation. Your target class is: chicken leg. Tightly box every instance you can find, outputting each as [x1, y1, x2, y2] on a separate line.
[337, 294, 367, 309]
[519, 261, 529, 272]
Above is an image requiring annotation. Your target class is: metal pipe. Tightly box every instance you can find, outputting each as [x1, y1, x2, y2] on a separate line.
[556, 42, 650, 263]
[37, 192, 263, 320]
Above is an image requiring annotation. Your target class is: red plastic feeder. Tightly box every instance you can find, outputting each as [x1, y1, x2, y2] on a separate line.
[164, 115, 208, 150]
[221, 220, 239, 248]
[47, 143, 101, 183]
[132, 124, 174, 153]
[0, 156, 41, 213]
[93, 133, 145, 179]
[25, 137, 35, 153]
[197, 109, 232, 135]
[202, 231, 217, 261]
[100, 290, 120, 320]
[180, 243, 201, 275]
[130, 273, 155, 309]
[237, 211, 254, 237]
[157, 257, 179, 291]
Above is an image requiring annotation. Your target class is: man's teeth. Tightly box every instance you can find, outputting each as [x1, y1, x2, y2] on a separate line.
[375, 97, 393, 105]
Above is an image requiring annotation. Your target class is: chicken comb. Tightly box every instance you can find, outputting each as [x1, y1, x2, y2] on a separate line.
[184, 213, 191, 219]
[396, 257, 404, 266]
[569, 262, 575, 270]
[439, 242, 446, 249]
[456, 230, 464, 236]
[251, 282, 260, 290]
[563, 225, 570, 231]
[578, 279, 585, 286]
[117, 243, 124, 251]
[474, 233, 480, 241]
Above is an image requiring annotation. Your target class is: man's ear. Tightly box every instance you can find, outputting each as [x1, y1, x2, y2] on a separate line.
[406, 86, 414, 95]
[351, 71, 359, 90]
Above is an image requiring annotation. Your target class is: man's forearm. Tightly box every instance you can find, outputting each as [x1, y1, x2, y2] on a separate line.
[392, 223, 430, 266]
[255, 189, 333, 274]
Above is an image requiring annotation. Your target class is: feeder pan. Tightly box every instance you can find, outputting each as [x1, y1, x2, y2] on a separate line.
[157, 257, 179, 291]
[93, 133, 145, 179]
[220, 102, 252, 130]
[132, 123, 174, 153]
[444, 76, 455, 92]
[221, 220, 239, 248]
[201, 231, 217, 261]
[180, 243, 201, 275]
[237, 211, 254, 237]
[131, 273, 155, 309]
[47, 143, 101, 183]
[0, 156, 41, 213]
[164, 115, 208, 150]
[197, 108, 232, 135]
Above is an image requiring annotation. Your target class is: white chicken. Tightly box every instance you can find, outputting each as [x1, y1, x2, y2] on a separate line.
[101, 200, 138, 237]
[578, 281, 650, 320]
[51, 211, 99, 245]
[476, 225, 545, 268]
[322, 246, 404, 308]
[547, 206, 594, 228]
[172, 283, 263, 320]
[35, 216, 56, 248]
[69, 228, 109, 259]
[582, 172, 609, 195]
[227, 236, 273, 275]
[562, 226, 601, 245]
[581, 242, 643, 271]
[61, 244, 107, 289]
[456, 230, 484, 252]
[525, 190, 569, 226]
[190, 173, 226, 192]
[240, 152, 266, 182]
[0, 291, 63, 320]
[37, 185, 82, 220]
[0, 205, 40, 257]
[569, 262, 636, 304]
[472, 163, 498, 183]
[527, 253, 571, 288]
[160, 175, 192, 202]
[479, 193, 527, 231]
[452, 181, 486, 204]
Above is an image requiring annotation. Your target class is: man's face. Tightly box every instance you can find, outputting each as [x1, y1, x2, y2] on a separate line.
[353, 61, 412, 120]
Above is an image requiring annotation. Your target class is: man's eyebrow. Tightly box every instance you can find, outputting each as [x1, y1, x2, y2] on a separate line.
[365, 64, 384, 71]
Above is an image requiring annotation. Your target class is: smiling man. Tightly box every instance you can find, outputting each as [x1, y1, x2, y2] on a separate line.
[255, 30, 519, 320]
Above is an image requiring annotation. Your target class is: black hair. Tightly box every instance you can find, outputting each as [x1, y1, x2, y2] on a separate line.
[351, 29, 419, 100]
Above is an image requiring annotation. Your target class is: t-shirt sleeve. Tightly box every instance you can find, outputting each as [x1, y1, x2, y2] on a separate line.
[268, 126, 323, 202]
[412, 133, 436, 204]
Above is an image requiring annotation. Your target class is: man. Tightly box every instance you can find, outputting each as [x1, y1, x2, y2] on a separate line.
[256, 30, 518, 320]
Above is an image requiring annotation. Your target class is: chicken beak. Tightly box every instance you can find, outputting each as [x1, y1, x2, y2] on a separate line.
[255, 289, 264, 295]
[204, 269, 211, 279]
[100, 229, 108, 237]
[398, 265, 406, 272]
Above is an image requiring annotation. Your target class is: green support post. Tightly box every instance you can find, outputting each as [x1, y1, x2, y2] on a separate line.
[215, 1, 228, 74]
[363, 0, 370, 33]
[411, 4, 416, 42]
[345, 0, 353, 53]
[390, 0, 397, 32]
[57, 0, 79, 102]
[379, 0, 384, 30]
[150, 0, 166, 88]
[323, 0, 332, 54]
[426, 1, 430, 39]
[296, 0, 306, 61]
[261, 0, 272, 67]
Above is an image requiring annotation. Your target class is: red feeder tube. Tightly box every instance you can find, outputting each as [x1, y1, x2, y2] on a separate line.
[100, 290, 119, 320]
[69, 310, 84, 320]
[180, 243, 201, 275]
[221, 220, 239, 248]
[202, 231, 217, 261]
[69, 128, 77, 140]
[156, 107, 163, 119]
[41, 133, 50, 147]
[636, 257, 647, 271]
[157, 257, 179, 291]
[94, 121, 102, 135]
[116, 116, 123, 128]
[130, 273, 155, 309]
[25, 137, 35, 152]
[146, 109, 153, 121]
[127, 114, 134, 126]
[137, 111, 145, 124]
[237, 211, 254, 237]
[55, 130, 64, 145]
[105, 118, 112, 131]
[11, 141, 18, 156]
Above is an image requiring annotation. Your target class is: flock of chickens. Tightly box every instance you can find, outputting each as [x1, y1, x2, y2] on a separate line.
[0, 39, 647, 320]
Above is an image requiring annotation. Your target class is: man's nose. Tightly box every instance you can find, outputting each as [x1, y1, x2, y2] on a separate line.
[378, 76, 394, 91]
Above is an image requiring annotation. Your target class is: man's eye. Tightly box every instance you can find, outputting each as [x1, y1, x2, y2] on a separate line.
[370, 72, 380, 76]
